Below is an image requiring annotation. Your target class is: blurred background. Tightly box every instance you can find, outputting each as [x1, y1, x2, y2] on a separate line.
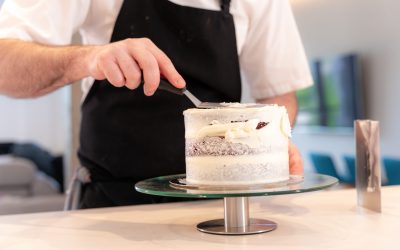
[289, 0, 400, 185]
[0, 0, 399, 215]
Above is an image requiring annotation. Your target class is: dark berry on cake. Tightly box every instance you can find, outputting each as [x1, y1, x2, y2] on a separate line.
[256, 122, 269, 129]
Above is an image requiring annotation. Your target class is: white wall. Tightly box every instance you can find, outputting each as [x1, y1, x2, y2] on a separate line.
[289, 0, 400, 173]
[0, 89, 69, 154]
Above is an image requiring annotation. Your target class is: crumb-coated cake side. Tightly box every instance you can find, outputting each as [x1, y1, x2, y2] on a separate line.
[183, 103, 291, 186]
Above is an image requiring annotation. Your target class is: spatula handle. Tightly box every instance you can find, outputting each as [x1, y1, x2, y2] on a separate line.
[138, 77, 186, 95]
[158, 78, 186, 95]
[157, 78, 201, 107]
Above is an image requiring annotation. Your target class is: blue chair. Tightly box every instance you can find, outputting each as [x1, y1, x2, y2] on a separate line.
[343, 155, 356, 185]
[309, 153, 341, 180]
[383, 158, 400, 185]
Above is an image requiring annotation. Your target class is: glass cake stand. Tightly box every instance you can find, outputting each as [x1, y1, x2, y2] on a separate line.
[135, 174, 338, 235]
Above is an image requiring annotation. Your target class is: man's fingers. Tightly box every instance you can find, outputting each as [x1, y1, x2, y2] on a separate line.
[115, 50, 142, 90]
[289, 142, 304, 176]
[129, 47, 160, 96]
[145, 41, 186, 88]
[98, 55, 125, 87]
[289, 155, 303, 175]
[90, 38, 184, 94]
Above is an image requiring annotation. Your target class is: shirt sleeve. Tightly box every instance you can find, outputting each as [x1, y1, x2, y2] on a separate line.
[240, 0, 313, 100]
[0, 0, 91, 45]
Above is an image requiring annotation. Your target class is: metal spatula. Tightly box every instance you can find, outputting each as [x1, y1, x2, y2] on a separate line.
[150, 78, 264, 108]
[157, 78, 230, 108]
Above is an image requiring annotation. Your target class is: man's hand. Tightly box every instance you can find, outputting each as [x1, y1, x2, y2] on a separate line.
[87, 38, 185, 96]
[289, 141, 303, 176]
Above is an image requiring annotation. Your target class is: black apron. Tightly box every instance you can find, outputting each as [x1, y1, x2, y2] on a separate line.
[78, 0, 242, 208]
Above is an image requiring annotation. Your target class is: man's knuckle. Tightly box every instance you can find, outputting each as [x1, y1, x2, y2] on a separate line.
[141, 37, 152, 45]
[121, 38, 132, 45]
[159, 56, 172, 67]
[139, 56, 155, 70]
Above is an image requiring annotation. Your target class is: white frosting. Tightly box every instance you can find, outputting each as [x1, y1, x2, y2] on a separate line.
[184, 104, 291, 139]
[281, 113, 292, 138]
[219, 102, 257, 108]
[196, 119, 262, 147]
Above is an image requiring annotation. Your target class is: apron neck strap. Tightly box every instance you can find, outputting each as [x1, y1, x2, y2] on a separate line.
[220, 0, 231, 15]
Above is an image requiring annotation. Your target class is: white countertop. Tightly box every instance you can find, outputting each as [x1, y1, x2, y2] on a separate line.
[0, 186, 399, 250]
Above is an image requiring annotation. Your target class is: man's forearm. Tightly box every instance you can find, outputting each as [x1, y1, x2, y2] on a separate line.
[0, 38, 186, 98]
[0, 39, 92, 98]
[256, 91, 298, 126]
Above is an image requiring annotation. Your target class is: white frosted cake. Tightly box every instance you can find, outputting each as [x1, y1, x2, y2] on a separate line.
[183, 103, 291, 186]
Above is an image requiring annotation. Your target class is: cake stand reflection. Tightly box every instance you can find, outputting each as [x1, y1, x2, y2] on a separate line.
[135, 174, 338, 235]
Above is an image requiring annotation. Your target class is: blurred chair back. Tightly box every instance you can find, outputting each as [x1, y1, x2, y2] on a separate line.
[310, 153, 340, 180]
[343, 155, 356, 185]
[383, 158, 400, 185]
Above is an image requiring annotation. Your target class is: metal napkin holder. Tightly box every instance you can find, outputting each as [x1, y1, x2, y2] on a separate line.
[355, 120, 381, 213]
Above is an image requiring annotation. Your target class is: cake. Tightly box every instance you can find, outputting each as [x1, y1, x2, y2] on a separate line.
[183, 103, 291, 186]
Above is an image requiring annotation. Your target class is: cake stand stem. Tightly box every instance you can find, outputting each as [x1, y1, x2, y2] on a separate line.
[197, 197, 277, 235]
[224, 197, 249, 229]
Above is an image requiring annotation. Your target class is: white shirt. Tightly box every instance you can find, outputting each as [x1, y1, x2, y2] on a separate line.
[0, 0, 312, 100]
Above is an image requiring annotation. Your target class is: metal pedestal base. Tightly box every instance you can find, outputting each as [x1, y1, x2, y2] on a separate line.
[196, 197, 277, 235]
[197, 218, 277, 235]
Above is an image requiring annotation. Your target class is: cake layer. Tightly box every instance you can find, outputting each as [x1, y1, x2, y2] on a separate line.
[186, 136, 287, 156]
[186, 153, 289, 185]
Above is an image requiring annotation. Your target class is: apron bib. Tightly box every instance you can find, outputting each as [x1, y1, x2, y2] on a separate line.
[78, 0, 242, 208]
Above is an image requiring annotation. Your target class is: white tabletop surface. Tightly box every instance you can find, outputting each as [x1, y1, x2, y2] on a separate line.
[0, 185, 398, 250]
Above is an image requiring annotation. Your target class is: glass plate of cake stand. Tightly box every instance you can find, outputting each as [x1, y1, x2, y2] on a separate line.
[135, 174, 338, 236]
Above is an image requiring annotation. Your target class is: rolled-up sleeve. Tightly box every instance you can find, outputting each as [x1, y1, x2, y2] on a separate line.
[240, 0, 313, 100]
[0, 0, 90, 45]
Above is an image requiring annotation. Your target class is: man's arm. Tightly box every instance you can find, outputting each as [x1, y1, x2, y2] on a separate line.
[256, 91, 303, 175]
[0, 39, 91, 97]
[0, 38, 185, 98]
